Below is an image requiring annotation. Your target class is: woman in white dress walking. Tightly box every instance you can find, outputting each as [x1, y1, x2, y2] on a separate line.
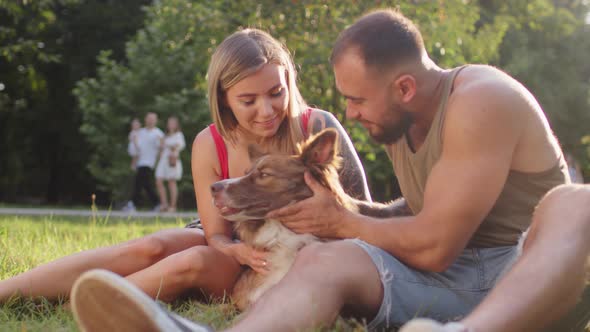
[155, 116, 186, 212]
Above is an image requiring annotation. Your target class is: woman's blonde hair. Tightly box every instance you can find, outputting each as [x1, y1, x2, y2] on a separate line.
[207, 28, 307, 154]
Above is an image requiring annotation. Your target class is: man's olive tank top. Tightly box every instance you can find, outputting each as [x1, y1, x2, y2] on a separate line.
[384, 66, 569, 247]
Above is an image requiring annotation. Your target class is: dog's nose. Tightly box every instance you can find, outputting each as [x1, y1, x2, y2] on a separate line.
[210, 182, 224, 194]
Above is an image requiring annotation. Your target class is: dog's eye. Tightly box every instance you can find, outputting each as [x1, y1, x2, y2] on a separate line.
[259, 172, 271, 178]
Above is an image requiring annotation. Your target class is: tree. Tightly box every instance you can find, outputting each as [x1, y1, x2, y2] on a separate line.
[74, 1, 221, 206]
[0, 0, 150, 204]
[487, 0, 590, 177]
[76, 0, 512, 204]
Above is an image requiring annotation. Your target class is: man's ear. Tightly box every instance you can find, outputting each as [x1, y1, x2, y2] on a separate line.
[248, 144, 267, 162]
[393, 74, 417, 103]
[300, 128, 339, 166]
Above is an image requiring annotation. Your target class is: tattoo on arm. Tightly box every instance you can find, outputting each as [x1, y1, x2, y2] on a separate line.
[309, 111, 372, 201]
[310, 113, 326, 134]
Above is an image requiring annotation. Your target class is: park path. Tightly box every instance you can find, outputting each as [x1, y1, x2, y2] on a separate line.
[0, 207, 198, 220]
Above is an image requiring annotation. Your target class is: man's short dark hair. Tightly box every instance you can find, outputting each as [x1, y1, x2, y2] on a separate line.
[330, 9, 425, 71]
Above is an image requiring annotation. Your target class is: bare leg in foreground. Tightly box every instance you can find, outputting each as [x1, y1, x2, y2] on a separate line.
[461, 184, 590, 332]
[231, 184, 590, 332]
[0, 228, 239, 302]
[225, 241, 383, 332]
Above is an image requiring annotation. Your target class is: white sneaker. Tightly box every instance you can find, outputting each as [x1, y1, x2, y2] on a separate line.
[399, 318, 470, 332]
[71, 269, 213, 332]
[121, 201, 137, 213]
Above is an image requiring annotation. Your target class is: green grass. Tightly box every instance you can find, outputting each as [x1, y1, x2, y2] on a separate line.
[0, 214, 367, 332]
[1, 214, 588, 332]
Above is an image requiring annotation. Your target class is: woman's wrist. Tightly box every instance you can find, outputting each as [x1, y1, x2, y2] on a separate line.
[208, 235, 236, 256]
[221, 242, 238, 257]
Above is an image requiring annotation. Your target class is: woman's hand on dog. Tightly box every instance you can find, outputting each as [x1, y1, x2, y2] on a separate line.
[229, 242, 270, 275]
[268, 172, 352, 238]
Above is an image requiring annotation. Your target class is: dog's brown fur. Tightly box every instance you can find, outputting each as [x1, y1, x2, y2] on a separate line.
[211, 128, 417, 310]
[211, 129, 367, 310]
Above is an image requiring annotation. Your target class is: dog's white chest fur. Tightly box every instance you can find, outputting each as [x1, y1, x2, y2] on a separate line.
[242, 219, 317, 308]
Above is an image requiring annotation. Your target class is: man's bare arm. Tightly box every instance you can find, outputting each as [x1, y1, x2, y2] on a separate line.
[339, 80, 524, 271]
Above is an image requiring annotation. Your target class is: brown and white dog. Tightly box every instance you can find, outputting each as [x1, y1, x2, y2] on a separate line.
[210, 128, 372, 310]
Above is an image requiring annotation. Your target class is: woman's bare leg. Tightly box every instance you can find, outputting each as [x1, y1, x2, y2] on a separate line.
[168, 180, 178, 212]
[0, 228, 205, 302]
[126, 245, 242, 302]
[156, 178, 169, 210]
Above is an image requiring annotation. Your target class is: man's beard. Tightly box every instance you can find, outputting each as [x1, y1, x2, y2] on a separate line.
[370, 109, 413, 145]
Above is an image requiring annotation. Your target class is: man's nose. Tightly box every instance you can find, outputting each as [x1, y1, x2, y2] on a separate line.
[345, 104, 359, 120]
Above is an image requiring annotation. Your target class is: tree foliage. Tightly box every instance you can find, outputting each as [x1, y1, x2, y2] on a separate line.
[0, 0, 150, 203]
[490, 0, 590, 176]
[74, 1, 216, 204]
[75, 0, 518, 204]
[1, 0, 589, 205]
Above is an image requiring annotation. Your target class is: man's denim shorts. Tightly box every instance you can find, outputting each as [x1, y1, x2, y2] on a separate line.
[349, 238, 519, 331]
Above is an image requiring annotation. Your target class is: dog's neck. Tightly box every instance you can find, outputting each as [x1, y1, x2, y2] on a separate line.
[234, 219, 265, 244]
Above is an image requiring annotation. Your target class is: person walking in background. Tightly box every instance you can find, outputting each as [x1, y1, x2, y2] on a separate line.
[123, 112, 164, 212]
[155, 116, 186, 213]
[128, 117, 142, 171]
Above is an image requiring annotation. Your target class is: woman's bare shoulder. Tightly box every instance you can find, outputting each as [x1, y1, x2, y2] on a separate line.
[192, 126, 221, 174]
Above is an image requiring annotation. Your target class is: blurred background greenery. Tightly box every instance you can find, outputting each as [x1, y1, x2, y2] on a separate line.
[1, 0, 589, 210]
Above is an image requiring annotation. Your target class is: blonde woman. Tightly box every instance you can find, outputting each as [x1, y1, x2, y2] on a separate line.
[0, 29, 369, 307]
[155, 116, 186, 212]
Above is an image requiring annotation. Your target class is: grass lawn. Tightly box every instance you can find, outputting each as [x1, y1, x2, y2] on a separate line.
[0, 214, 367, 332]
[0, 214, 588, 332]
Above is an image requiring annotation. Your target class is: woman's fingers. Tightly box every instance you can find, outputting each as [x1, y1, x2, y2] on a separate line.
[250, 257, 270, 275]
[239, 245, 270, 274]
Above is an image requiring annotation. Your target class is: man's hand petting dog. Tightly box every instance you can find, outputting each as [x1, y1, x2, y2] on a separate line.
[267, 171, 352, 239]
[229, 242, 271, 275]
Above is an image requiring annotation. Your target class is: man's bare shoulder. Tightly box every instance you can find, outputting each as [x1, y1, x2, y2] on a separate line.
[439, 65, 529, 158]
[442, 65, 562, 172]
[447, 65, 536, 123]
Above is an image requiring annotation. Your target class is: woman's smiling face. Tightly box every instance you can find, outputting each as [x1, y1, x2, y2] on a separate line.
[225, 63, 289, 139]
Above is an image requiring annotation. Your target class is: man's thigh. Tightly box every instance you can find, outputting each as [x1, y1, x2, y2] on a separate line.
[348, 239, 518, 331]
[294, 240, 384, 320]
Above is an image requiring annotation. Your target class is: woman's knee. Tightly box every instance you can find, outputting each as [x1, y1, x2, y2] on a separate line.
[122, 235, 169, 265]
[123, 229, 204, 265]
[169, 246, 237, 285]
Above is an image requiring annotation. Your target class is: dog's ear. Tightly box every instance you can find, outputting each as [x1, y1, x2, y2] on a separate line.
[248, 144, 267, 162]
[300, 128, 338, 166]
